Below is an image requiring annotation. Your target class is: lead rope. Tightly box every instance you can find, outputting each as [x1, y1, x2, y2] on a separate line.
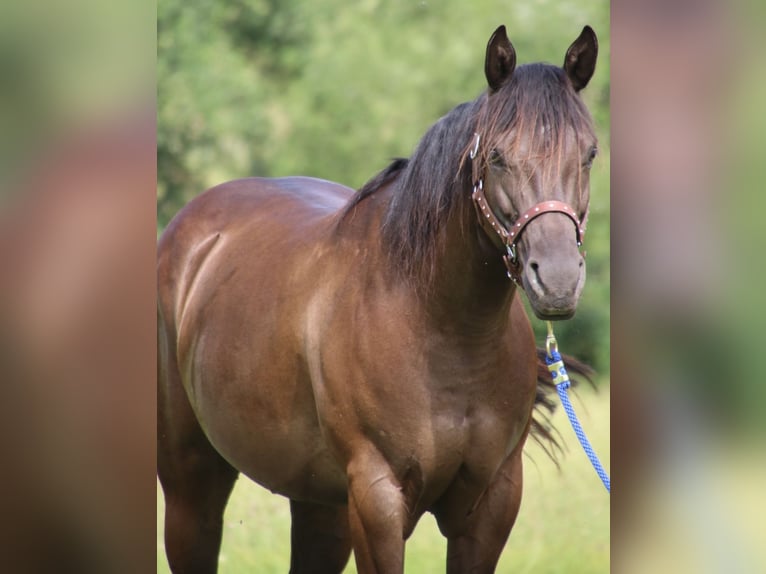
[545, 321, 611, 493]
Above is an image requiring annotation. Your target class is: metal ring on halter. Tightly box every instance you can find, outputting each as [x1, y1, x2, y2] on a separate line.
[469, 132, 480, 159]
[545, 333, 558, 358]
[506, 243, 517, 265]
[545, 321, 559, 358]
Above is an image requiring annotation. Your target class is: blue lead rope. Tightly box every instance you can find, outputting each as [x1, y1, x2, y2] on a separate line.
[545, 323, 610, 493]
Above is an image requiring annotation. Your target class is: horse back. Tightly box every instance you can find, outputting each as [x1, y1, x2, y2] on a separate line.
[157, 176, 352, 329]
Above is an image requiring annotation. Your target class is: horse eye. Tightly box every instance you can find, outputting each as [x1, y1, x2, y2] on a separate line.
[583, 147, 598, 169]
[489, 149, 507, 168]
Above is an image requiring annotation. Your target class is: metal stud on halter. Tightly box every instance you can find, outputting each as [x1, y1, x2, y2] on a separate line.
[469, 132, 481, 160]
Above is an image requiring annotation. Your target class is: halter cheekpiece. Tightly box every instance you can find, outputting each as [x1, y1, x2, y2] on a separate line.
[469, 132, 585, 283]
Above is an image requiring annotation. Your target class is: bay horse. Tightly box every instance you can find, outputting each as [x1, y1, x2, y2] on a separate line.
[158, 25, 599, 573]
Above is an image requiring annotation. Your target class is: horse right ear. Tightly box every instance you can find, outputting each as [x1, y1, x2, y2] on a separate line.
[485, 25, 516, 93]
[564, 26, 598, 91]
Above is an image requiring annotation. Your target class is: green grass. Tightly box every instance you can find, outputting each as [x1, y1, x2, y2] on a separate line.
[157, 385, 609, 573]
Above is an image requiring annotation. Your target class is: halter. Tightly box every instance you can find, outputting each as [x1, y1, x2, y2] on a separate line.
[468, 132, 585, 283]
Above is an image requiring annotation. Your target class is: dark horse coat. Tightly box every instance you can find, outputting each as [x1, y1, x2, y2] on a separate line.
[158, 25, 598, 574]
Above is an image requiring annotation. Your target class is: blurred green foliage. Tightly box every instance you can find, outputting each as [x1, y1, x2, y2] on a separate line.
[0, 0, 153, 188]
[158, 0, 609, 372]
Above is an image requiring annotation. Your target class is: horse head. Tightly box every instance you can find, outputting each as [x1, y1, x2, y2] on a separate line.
[473, 25, 598, 320]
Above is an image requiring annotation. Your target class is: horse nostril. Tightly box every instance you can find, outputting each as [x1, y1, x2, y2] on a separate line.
[528, 260, 542, 286]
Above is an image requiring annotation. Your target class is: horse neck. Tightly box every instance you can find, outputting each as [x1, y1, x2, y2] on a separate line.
[422, 180, 517, 336]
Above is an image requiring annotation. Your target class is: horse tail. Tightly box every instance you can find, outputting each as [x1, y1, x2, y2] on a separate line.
[530, 347, 595, 463]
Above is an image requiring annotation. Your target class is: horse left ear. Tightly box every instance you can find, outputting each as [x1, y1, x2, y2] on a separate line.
[485, 25, 516, 93]
[564, 26, 598, 91]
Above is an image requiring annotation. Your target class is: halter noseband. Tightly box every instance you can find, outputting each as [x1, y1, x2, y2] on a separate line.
[469, 133, 585, 283]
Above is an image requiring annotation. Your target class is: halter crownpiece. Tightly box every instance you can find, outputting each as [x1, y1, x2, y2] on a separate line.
[469, 132, 585, 283]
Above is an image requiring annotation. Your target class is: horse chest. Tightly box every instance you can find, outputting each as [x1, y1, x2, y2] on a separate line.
[440, 397, 525, 459]
[384, 385, 526, 490]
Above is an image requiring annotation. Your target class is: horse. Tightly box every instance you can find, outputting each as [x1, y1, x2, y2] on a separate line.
[158, 24, 599, 574]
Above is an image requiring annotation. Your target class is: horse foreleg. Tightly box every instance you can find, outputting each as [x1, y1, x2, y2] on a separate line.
[346, 450, 408, 574]
[443, 447, 525, 574]
[289, 499, 352, 574]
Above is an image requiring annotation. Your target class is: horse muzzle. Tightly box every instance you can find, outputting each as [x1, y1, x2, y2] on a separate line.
[520, 248, 586, 320]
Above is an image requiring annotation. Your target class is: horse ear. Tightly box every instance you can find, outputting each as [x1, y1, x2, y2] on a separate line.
[563, 26, 598, 91]
[485, 25, 516, 93]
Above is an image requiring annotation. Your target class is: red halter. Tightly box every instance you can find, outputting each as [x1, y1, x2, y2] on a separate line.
[468, 133, 585, 283]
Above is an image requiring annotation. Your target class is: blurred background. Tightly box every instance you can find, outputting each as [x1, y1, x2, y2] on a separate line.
[0, 1, 155, 572]
[611, 0, 766, 572]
